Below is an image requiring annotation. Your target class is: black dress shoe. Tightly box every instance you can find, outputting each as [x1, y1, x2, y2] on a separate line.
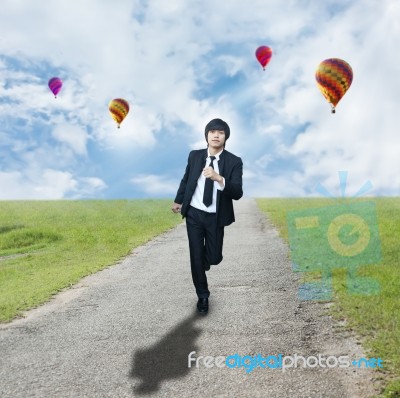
[197, 298, 209, 314]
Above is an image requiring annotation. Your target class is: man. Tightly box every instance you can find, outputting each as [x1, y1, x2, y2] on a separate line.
[171, 118, 243, 314]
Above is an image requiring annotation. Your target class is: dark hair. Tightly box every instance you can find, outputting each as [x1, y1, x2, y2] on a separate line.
[204, 118, 230, 142]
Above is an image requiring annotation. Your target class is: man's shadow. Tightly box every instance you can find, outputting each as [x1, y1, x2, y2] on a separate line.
[129, 312, 203, 395]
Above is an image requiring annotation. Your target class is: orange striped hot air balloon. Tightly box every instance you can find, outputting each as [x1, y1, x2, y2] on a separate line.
[315, 58, 353, 113]
[108, 98, 129, 128]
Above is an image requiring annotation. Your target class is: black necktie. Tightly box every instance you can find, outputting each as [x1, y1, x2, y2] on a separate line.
[203, 156, 216, 207]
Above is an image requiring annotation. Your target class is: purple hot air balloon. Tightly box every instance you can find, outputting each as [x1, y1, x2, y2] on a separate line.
[48, 77, 63, 98]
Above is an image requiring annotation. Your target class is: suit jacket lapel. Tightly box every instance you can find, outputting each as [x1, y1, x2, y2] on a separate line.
[215, 150, 226, 215]
[192, 149, 208, 182]
[218, 150, 226, 177]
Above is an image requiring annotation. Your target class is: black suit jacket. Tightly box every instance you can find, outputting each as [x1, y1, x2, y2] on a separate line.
[174, 149, 243, 227]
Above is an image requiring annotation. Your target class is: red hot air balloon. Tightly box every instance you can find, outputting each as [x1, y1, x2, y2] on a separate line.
[255, 46, 273, 70]
[48, 77, 63, 98]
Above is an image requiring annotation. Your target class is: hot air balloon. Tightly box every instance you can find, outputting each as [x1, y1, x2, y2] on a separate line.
[315, 58, 353, 113]
[255, 45, 273, 70]
[108, 98, 129, 128]
[48, 77, 63, 98]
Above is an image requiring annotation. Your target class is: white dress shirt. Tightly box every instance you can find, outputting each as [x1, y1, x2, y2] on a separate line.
[190, 149, 225, 213]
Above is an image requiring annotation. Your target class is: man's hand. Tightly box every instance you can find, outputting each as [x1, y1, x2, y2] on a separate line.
[203, 167, 224, 187]
[171, 202, 182, 214]
[203, 167, 223, 183]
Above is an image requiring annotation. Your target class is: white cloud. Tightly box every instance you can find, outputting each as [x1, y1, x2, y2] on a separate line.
[82, 177, 107, 191]
[245, 171, 307, 198]
[217, 55, 246, 77]
[0, 169, 76, 199]
[259, 124, 283, 136]
[255, 154, 273, 169]
[130, 174, 179, 196]
[0, 169, 107, 200]
[51, 124, 88, 156]
[69, 177, 108, 199]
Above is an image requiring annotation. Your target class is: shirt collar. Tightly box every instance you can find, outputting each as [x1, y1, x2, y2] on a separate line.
[207, 148, 223, 161]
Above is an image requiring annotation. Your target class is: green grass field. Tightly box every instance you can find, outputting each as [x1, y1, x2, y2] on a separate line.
[256, 197, 400, 397]
[0, 200, 181, 323]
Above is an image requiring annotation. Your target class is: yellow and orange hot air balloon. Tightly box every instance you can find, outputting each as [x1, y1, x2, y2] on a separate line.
[108, 98, 129, 128]
[315, 58, 353, 113]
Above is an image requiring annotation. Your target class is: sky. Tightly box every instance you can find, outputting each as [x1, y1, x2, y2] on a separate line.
[0, 0, 399, 200]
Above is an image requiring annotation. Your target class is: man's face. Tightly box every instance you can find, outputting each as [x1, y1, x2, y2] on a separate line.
[207, 129, 226, 150]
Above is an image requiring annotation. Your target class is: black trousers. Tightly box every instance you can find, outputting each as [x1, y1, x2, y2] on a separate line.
[185, 206, 225, 298]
